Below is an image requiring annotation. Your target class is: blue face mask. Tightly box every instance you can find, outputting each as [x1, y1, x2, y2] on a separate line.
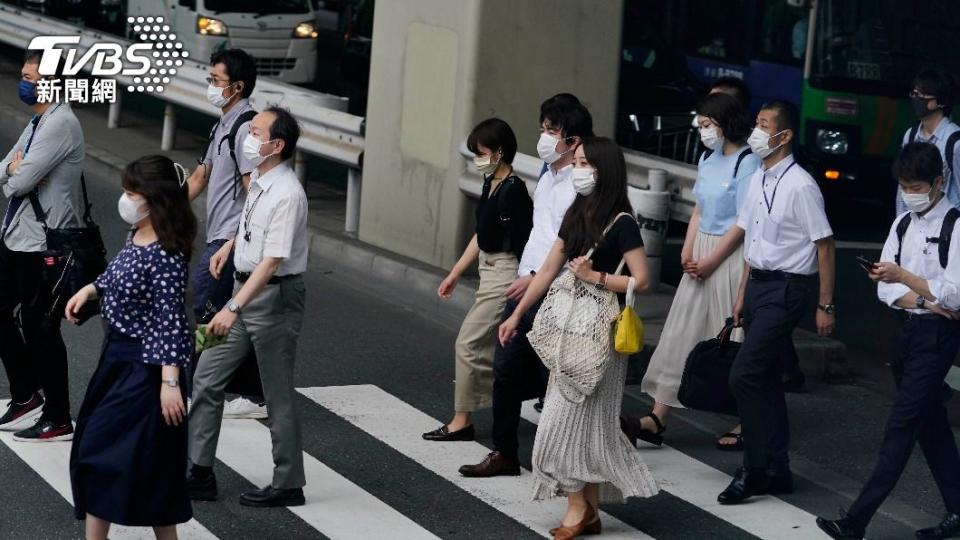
[18, 80, 37, 106]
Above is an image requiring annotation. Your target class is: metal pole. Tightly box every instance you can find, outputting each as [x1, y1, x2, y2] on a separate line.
[161, 103, 176, 151]
[294, 150, 307, 185]
[345, 168, 361, 234]
[107, 93, 122, 129]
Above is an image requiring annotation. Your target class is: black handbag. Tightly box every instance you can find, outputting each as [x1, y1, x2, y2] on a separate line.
[677, 318, 740, 416]
[28, 174, 108, 325]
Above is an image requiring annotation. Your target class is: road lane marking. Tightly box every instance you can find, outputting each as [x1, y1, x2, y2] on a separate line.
[0, 401, 217, 540]
[520, 400, 828, 540]
[215, 418, 437, 540]
[298, 385, 654, 540]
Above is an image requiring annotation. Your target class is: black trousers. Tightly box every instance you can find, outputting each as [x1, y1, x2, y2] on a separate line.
[730, 276, 811, 471]
[491, 298, 548, 460]
[0, 241, 70, 423]
[847, 315, 960, 528]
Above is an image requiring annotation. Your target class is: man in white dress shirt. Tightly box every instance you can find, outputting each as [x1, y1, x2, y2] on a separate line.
[459, 99, 594, 477]
[718, 100, 836, 505]
[818, 142, 960, 540]
[187, 106, 309, 508]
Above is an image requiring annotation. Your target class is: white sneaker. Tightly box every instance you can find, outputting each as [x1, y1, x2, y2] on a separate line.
[222, 397, 268, 419]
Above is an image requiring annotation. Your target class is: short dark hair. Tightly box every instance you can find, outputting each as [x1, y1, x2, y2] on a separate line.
[539, 93, 590, 136]
[540, 102, 594, 142]
[893, 141, 944, 184]
[696, 92, 752, 144]
[710, 76, 752, 111]
[761, 100, 799, 134]
[24, 49, 66, 78]
[265, 106, 300, 161]
[467, 118, 518, 164]
[210, 48, 257, 98]
[913, 68, 957, 116]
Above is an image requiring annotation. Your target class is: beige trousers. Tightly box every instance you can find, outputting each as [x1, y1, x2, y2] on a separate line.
[454, 251, 518, 412]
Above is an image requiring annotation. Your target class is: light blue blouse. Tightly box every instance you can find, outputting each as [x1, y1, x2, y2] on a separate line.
[692, 146, 760, 235]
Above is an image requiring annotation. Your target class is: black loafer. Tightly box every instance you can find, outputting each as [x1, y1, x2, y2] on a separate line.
[422, 424, 475, 442]
[816, 516, 865, 539]
[718, 467, 769, 505]
[917, 513, 960, 540]
[239, 485, 305, 508]
[187, 471, 218, 501]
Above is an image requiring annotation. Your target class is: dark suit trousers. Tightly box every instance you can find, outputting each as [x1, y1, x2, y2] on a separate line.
[847, 315, 960, 528]
[730, 276, 811, 471]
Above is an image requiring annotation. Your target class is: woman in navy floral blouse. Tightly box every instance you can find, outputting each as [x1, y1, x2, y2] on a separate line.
[65, 155, 197, 540]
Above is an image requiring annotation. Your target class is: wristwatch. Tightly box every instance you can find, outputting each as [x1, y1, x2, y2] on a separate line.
[162, 378, 179, 388]
[817, 303, 836, 315]
[595, 272, 608, 290]
[227, 299, 241, 314]
[916, 296, 926, 309]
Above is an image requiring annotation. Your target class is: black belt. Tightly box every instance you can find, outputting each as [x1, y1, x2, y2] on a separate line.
[234, 271, 300, 285]
[749, 268, 816, 283]
[895, 310, 944, 322]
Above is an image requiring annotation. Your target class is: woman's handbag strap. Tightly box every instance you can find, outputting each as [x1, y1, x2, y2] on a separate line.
[584, 212, 634, 261]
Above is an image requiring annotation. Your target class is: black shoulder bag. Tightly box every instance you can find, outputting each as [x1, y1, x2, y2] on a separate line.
[677, 318, 741, 416]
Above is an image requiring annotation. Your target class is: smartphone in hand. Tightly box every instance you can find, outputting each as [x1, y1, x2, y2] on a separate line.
[856, 255, 877, 272]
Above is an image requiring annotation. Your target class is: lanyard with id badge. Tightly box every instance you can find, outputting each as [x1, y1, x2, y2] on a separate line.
[760, 161, 797, 244]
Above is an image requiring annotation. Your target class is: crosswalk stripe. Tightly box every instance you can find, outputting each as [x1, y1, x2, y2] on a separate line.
[215, 417, 438, 540]
[0, 401, 217, 540]
[520, 400, 827, 540]
[298, 385, 655, 539]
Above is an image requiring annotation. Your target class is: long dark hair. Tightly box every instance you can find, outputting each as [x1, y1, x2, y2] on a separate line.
[559, 137, 633, 258]
[121, 155, 197, 259]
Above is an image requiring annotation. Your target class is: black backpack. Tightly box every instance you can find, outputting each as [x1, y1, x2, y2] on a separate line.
[198, 109, 257, 200]
[894, 206, 960, 268]
[908, 125, 960, 175]
[699, 147, 753, 178]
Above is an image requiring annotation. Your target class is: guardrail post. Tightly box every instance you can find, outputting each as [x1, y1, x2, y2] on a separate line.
[345, 168, 361, 234]
[629, 169, 671, 292]
[107, 93, 121, 129]
[161, 103, 176, 151]
[294, 150, 307, 185]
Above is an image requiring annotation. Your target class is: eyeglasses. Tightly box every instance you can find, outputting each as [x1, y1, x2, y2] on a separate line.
[205, 76, 232, 87]
[910, 89, 937, 100]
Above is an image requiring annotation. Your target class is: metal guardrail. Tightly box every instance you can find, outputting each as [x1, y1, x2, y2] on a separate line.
[0, 3, 366, 232]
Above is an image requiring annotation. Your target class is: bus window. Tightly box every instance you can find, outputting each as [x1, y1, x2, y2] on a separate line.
[680, 0, 750, 65]
[754, 0, 807, 66]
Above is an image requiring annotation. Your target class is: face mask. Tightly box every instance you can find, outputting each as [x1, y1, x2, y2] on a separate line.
[699, 126, 723, 151]
[912, 96, 937, 119]
[748, 127, 786, 159]
[571, 167, 596, 196]
[18, 80, 37, 106]
[901, 185, 938, 213]
[242, 133, 276, 166]
[206, 82, 236, 109]
[473, 153, 499, 175]
[118, 193, 150, 225]
[537, 133, 565, 164]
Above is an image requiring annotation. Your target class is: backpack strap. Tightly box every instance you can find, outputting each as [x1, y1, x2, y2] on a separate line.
[908, 123, 920, 144]
[938, 207, 960, 268]
[222, 109, 258, 200]
[697, 148, 714, 164]
[894, 213, 912, 266]
[28, 173, 94, 231]
[944, 131, 960, 176]
[733, 148, 752, 178]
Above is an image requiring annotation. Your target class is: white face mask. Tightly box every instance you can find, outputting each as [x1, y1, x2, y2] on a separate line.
[473, 153, 499, 175]
[901, 186, 938, 213]
[748, 127, 787, 159]
[571, 167, 596, 196]
[699, 126, 723, 151]
[206, 82, 235, 109]
[537, 133, 564, 164]
[118, 193, 149, 225]
[242, 133, 276, 166]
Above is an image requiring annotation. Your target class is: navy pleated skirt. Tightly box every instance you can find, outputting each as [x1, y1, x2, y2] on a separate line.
[70, 330, 192, 526]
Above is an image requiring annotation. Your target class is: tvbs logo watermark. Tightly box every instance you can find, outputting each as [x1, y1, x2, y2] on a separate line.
[26, 16, 187, 105]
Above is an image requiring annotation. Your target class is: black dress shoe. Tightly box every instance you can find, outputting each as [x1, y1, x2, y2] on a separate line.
[458, 451, 521, 477]
[717, 467, 769, 505]
[422, 424, 475, 442]
[187, 471, 217, 501]
[917, 513, 960, 539]
[816, 516, 865, 539]
[766, 469, 794, 495]
[239, 485, 306, 508]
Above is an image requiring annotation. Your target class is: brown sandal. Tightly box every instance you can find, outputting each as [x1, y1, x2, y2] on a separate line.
[715, 431, 744, 452]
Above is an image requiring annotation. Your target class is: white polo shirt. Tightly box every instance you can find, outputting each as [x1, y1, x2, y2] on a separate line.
[517, 164, 576, 276]
[233, 163, 308, 276]
[737, 155, 833, 275]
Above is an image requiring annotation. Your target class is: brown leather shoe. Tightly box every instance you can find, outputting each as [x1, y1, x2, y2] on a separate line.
[458, 451, 520, 477]
[550, 511, 601, 536]
[553, 505, 599, 540]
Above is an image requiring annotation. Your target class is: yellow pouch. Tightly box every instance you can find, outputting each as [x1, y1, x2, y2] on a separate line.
[614, 277, 644, 354]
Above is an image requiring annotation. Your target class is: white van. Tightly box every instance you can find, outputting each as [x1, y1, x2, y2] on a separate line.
[125, 0, 319, 84]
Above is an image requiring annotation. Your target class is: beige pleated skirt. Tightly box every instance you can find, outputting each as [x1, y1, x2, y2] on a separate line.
[640, 230, 745, 408]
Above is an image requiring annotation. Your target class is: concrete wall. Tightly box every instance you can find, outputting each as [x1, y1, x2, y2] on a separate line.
[359, 0, 624, 269]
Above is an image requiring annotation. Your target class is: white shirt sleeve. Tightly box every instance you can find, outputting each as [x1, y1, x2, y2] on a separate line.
[795, 183, 833, 242]
[877, 216, 911, 307]
[928, 216, 960, 311]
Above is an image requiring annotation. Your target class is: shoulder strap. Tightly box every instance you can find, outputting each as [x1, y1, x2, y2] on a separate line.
[221, 110, 258, 200]
[697, 148, 713, 164]
[939, 207, 960, 268]
[584, 211, 634, 263]
[908, 123, 920, 144]
[945, 131, 960, 175]
[895, 213, 912, 266]
[733, 148, 752, 178]
[197, 119, 220, 166]
[27, 172, 93, 229]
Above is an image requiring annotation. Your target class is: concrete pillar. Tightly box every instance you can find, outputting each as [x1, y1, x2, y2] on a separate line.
[359, 0, 624, 268]
[346, 168, 361, 234]
[108, 93, 121, 129]
[161, 103, 176, 151]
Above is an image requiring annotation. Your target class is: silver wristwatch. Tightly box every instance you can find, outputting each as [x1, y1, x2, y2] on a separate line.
[162, 378, 179, 388]
[227, 299, 241, 314]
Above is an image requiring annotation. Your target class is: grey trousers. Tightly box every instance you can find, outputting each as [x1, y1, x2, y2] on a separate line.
[189, 277, 306, 489]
